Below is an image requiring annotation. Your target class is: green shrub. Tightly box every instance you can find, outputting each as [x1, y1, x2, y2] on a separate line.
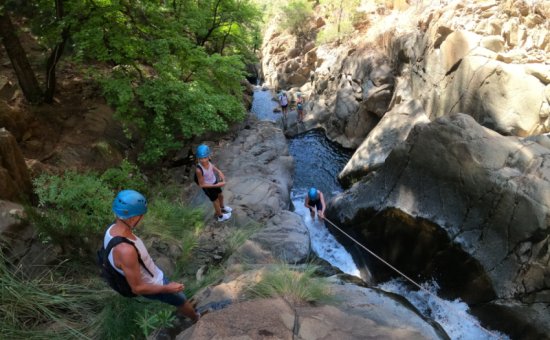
[31, 170, 113, 253]
[248, 263, 334, 305]
[135, 309, 175, 338]
[316, 19, 355, 44]
[100, 159, 147, 194]
[30, 161, 147, 254]
[317, 0, 361, 44]
[98, 298, 174, 339]
[142, 197, 203, 242]
[280, 0, 314, 35]
[140, 195, 204, 275]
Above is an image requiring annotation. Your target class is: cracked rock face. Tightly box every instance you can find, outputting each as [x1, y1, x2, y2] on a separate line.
[395, 1, 550, 137]
[327, 113, 550, 336]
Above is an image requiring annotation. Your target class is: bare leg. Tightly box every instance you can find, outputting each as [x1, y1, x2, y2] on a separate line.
[213, 199, 222, 216]
[177, 300, 199, 322]
[218, 192, 224, 210]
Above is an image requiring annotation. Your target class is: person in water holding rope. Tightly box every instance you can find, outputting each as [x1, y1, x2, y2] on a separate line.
[305, 187, 326, 220]
[195, 144, 232, 222]
[102, 190, 201, 322]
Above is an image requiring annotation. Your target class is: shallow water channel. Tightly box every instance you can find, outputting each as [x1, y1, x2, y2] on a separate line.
[250, 86, 508, 340]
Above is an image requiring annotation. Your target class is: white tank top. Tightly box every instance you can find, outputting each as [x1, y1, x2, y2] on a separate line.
[104, 225, 164, 285]
[198, 162, 216, 184]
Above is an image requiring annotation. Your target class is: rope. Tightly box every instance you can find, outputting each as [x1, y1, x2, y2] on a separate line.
[322, 216, 505, 339]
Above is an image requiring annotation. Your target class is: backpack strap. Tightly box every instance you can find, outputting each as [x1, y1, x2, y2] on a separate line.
[106, 236, 154, 277]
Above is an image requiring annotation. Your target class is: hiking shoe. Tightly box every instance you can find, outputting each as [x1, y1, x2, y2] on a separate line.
[217, 213, 230, 222]
[222, 206, 232, 213]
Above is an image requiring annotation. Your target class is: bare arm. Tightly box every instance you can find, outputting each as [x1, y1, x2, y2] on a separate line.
[114, 243, 184, 295]
[304, 196, 312, 209]
[319, 191, 326, 218]
[212, 165, 226, 183]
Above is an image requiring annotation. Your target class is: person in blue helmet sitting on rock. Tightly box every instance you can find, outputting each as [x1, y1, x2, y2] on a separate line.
[304, 187, 326, 220]
[103, 190, 200, 322]
[195, 144, 232, 222]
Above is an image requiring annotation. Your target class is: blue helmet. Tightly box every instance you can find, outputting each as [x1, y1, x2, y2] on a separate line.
[308, 188, 318, 200]
[112, 190, 147, 219]
[196, 144, 210, 159]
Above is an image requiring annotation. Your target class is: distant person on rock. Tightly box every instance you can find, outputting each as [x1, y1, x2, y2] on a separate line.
[296, 92, 305, 122]
[278, 91, 289, 119]
[305, 187, 325, 220]
[103, 190, 200, 322]
[195, 144, 232, 222]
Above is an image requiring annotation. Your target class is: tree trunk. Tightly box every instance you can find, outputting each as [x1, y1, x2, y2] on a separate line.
[44, 35, 67, 103]
[219, 21, 233, 55]
[0, 12, 43, 104]
[44, 0, 68, 103]
[197, 0, 222, 46]
[337, 0, 344, 45]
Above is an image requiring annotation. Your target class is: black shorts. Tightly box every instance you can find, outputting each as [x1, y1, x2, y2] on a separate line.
[203, 187, 222, 201]
[308, 199, 323, 211]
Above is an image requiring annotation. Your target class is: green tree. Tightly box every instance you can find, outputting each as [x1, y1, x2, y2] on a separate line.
[70, 0, 260, 162]
[2, 0, 262, 162]
[0, 0, 78, 104]
[0, 5, 43, 103]
[317, 0, 360, 44]
[280, 0, 314, 36]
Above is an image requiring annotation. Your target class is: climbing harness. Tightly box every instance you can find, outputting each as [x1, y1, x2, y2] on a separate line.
[322, 216, 505, 339]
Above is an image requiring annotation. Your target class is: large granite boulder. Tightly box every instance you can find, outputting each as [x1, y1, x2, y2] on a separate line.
[0, 128, 32, 202]
[227, 210, 310, 266]
[391, 1, 550, 137]
[338, 99, 430, 187]
[215, 119, 295, 219]
[327, 113, 550, 338]
[178, 272, 448, 340]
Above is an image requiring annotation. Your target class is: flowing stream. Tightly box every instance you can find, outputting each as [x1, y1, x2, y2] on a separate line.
[251, 86, 509, 340]
[288, 130, 360, 277]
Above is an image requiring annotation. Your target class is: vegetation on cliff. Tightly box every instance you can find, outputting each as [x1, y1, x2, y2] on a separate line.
[1, 0, 262, 163]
